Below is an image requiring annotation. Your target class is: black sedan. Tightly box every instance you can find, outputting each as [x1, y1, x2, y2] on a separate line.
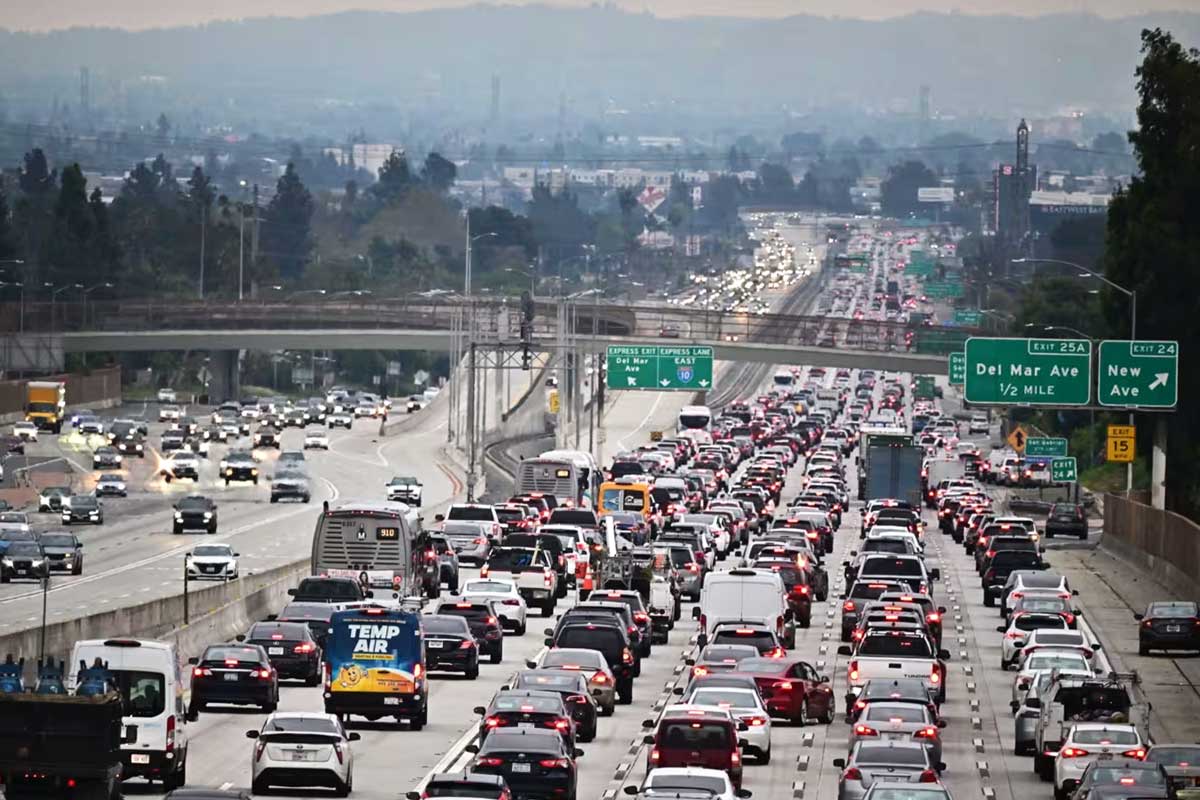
[422, 614, 481, 679]
[1136, 601, 1200, 655]
[434, 600, 505, 663]
[91, 446, 124, 469]
[0, 541, 48, 583]
[39, 531, 83, 575]
[508, 669, 598, 742]
[61, 494, 104, 525]
[242, 621, 321, 685]
[187, 643, 278, 716]
[1045, 502, 1088, 539]
[116, 435, 146, 457]
[174, 495, 218, 534]
[474, 690, 576, 750]
[468, 729, 580, 800]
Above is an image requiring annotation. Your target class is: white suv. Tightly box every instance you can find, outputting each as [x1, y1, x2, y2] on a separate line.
[248, 711, 357, 795]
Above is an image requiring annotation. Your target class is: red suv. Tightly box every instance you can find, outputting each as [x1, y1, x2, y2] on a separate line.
[643, 707, 744, 788]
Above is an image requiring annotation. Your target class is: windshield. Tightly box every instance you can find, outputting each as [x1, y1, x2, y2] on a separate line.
[866, 705, 928, 723]
[856, 744, 929, 765]
[39, 534, 75, 547]
[858, 635, 933, 659]
[449, 506, 495, 521]
[487, 549, 539, 569]
[111, 670, 166, 719]
[542, 651, 603, 670]
[261, 717, 340, 734]
[646, 776, 726, 794]
[1148, 746, 1200, 765]
[1073, 729, 1139, 745]
[6, 542, 42, 556]
[192, 546, 231, 557]
[1027, 653, 1089, 671]
[423, 616, 470, 634]
[689, 689, 759, 709]
[463, 581, 514, 594]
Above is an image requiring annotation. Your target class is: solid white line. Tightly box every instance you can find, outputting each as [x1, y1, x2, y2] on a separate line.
[616, 392, 664, 451]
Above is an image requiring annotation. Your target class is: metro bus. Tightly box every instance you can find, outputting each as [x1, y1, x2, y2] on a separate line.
[515, 450, 600, 508]
[310, 500, 427, 596]
[678, 405, 712, 433]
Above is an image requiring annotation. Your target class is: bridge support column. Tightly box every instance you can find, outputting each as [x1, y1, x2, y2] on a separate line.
[208, 350, 241, 403]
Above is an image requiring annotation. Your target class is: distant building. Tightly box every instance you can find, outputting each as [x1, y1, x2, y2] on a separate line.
[1028, 190, 1110, 233]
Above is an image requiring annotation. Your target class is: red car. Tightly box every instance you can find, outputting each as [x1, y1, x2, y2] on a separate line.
[731, 656, 836, 725]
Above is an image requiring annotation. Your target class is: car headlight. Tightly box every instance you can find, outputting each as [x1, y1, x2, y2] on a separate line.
[174, 512, 183, 520]
[203, 512, 213, 519]
[136, 444, 143, 451]
[30, 559, 43, 566]
[225, 468, 233, 475]
[1, 558, 11, 566]
[251, 468, 258, 475]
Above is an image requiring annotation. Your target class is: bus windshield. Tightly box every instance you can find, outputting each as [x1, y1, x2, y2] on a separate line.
[678, 405, 712, 431]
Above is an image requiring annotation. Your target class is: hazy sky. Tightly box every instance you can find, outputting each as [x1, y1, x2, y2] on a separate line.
[8, 0, 1196, 31]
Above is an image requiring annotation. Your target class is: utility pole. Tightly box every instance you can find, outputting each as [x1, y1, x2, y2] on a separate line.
[466, 342, 477, 502]
[199, 202, 206, 300]
[238, 208, 245, 302]
[250, 184, 261, 299]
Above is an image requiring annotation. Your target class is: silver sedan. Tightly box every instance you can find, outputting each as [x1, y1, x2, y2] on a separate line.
[849, 701, 946, 767]
[833, 740, 942, 800]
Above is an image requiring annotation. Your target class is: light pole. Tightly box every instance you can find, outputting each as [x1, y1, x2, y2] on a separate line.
[1013, 257, 1138, 495]
[183, 554, 192, 624]
[463, 225, 497, 503]
[49, 283, 82, 332]
[82, 282, 113, 329]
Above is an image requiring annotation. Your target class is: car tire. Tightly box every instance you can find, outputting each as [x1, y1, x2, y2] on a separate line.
[514, 619, 527, 636]
[617, 677, 633, 705]
[1078, 532, 1087, 540]
[490, 644, 503, 665]
[466, 660, 480, 680]
[72, 563, 82, 575]
[758, 746, 771, 765]
[305, 672, 320, 687]
[601, 701, 615, 717]
[263, 701, 277, 714]
[983, 593, 995, 608]
[173, 525, 183, 535]
[270, 496, 277, 503]
[208, 525, 217, 534]
[334, 778, 351, 798]
[1139, 643, 1149, 656]
[542, 600, 555, 617]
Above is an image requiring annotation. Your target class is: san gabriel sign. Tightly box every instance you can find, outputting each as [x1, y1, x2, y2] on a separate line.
[964, 337, 1092, 406]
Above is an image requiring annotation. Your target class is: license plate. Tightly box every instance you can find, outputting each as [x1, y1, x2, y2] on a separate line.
[384, 697, 400, 705]
[511, 763, 532, 773]
[223, 673, 239, 681]
[1167, 624, 1182, 632]
[268, 647, 284, 655]
[518, 722, 534, 729]
[427, 640, 444, 649]
[291, 751, 308, 761]
[130, 753, 150, 764]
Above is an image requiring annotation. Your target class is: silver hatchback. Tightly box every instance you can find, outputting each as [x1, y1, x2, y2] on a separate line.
[834, 740, 943, 800]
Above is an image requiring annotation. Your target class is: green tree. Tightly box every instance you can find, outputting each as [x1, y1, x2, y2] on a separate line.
[422, 152, 457, 192]
[373, 151, 414, 204]
[756, 162, 796, 204]
[48, 163, 95, 284]
[262, 163, 314, 280]
[14, 148, 56, 268]
[1102, 28, 1200, 513]
[881, 160, 938, 218]
[0, 181, 14, 259]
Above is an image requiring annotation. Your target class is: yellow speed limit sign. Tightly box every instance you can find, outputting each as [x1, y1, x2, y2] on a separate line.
[1107, 424, 1135, 463]
[548, 390, 560, 414]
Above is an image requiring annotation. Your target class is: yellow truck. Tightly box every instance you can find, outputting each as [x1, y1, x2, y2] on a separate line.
[26, 380, 66, 433]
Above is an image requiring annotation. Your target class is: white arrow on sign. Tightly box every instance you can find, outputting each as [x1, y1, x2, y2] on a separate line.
[660, 379, 671, 387]
[627, 377, 637, 387]
[1149, 373, 1169, 390]
[698, 379, 710, 388]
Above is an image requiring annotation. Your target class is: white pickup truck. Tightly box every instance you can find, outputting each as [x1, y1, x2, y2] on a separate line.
[838, 629, 950, 712]
[481, 546, 559, 616]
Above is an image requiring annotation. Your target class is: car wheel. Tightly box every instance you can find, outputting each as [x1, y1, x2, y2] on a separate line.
[263, 701, 277, 714]
[758, 746, 771, 765]
[983, 593, 995, 608]
[466, 659, 480, 679]
[1045, 531, 1054, 539]
[1139, 643, 1150, 656]
[334, 778, 351, 798]
[820, 701, 836, 725]
[617, 676, 633, 705]
[1078, 531, 1087, 540]
[490, 645, 503, 665]
[514, 619, 527, 636]
[208, 524, 217, 534]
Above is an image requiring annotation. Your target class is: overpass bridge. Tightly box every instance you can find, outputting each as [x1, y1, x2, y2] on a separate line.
[2, 296, 970, 393]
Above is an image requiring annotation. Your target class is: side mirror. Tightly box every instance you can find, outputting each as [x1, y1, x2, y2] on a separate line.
[819, 675, 830, 683]
[574, 748, 585, 758]
[996, 625, 1007, 633]
[407, 793, 423, 800]
[544, 628, 555, 637]
[937, 649, 950, 660]
[937, 718, 948, 728]
[625, 786, 641, 796]
[265, 614, 278, 622]
[1026, 697, 1041, 709]
[348, 732, 361, 741]
[1133, 612, 1144, 621]
[499, 685, 510, 692]
[465, 744, 479, 754]
[1010, 700, 1020, 712]
[696, 634, 708, 648]
[473, 706, 487, 716]
[936, 761, 947, 772]
[1075, 609, 1084, 617]
[1071, 589, 1079, 596]
[544, 638, 554, 646]
[833, 758, 846, 768]
[672, 686, 684, 695]
[525, 660, 538, 669]
[1013, 642, 1024, 650]
[434, 514, 445, 522]
[234, 552, 241, 557]
[736, 790, 753, 799]
[837, 645, 852, 657]
[1092, 643, 1102, 651]
[938, 606, 946, 614]
[187, 657, 199, 665]
[643, 734, 655, 745]
[287, 588, 297, 596]
[234, 634, 246, 642]
[1040, 561, 1051, 569]
[692, 607, 701, 620]
[365, 590, 374, 598]
[244, 729, 260, 740]
[1007, 663, 1019, 672]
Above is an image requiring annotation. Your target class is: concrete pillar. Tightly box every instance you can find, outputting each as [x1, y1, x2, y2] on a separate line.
[1152, 416, 1167, 510]
[208, 350, 241, 403]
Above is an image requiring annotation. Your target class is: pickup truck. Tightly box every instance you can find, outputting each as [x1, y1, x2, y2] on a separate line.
[481, 546, 559, 616]
[838, 629, 950, 713]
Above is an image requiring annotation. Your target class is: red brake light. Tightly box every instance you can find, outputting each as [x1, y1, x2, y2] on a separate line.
[849, 660, 859, 681]
[484, 715, 503, 728]
[539, 757, 570, 769]
[915, 726, 939, 738]
[919, 769, 938, 782]
[843, 767, 863, 780]
[854, 724, 878, 736]
[293, 642, 316, 654]
[1060, 747, 1090, 758]
[926, 613, 940, 623]
[476, 756, 504, 767]
[1123, 748, 1147, 760]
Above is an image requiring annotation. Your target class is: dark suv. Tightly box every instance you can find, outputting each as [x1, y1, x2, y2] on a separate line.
[242, 621, 322, 685]
[546, 621, 636, 705]
[434, 599, 505, 664]
[643, 707, 744, 788]
[1045, 503, 1088, 539]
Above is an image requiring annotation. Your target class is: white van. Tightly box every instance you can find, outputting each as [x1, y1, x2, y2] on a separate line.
[69, 638, 190, 789]
[696, 568, 790, 647]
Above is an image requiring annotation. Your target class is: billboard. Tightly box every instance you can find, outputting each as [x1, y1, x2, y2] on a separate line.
[918, 187, 955, 203]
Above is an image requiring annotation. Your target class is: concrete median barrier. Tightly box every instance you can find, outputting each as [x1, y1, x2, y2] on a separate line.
[0, 557, 309, 668]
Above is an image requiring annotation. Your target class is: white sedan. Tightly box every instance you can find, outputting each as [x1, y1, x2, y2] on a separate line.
[248, 711, 357, 796]
[998, 612, 1069, 669]
[632, 767, 751, 800]
[459, 577, 528, 635]
[1054, 723, 1146, 799]
[12, 421, 38, 442]
[1009, 648, 1094, 706]
[303, 428, 330, 450]
[187, 544, 239, 581]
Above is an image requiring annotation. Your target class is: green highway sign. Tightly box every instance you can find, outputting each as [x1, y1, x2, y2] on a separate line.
[954, 309, 983, 326]
[606, 345, 714, 392]
[1026, 437, 1068, 457]
[1051, 456, 1078, 483]
[948, 352, 965, 385]
[912, 375, 935, 400]
[1098, 340, 1180, 409]
[964, 337, 1092, 406]
[923, 281, 964, 299]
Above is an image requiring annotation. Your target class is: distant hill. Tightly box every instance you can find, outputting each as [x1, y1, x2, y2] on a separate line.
[1, 5, 1197, 118]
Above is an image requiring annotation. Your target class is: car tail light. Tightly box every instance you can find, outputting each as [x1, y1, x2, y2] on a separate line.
[254, 739, 267, 762]
[929, 665, 940, 685]
[1011, 592, 1024, 601]
[649, 748, 660, 764]
[794, 585, 810, 595]
[915, 726, 938, 738]
[843, 600, 856, 612]
[333, 742, 345, 764]
[566, 694, 588, 704]
[473, 538, 488, 545]
[486, 616, 499, 626]
[745, 716, 768, 727]
[323, 662, 332, 689]
[1060, 747, 1090, 758]
[842, 767, 863, 781]
[1142, 619, 1153, 628]
[551, 718, 571, 731]
[1006, 631, 1025, 639]
[414, 663, 423, 681]
[539, 758, 570, 769]
[1123, 748, 1147, 760]
[192, 667, 211, 677]
[692, 666, 710, 677]
[774, 680, 793, 691]
[634, 612, 649, 623]
[476, 756, 504, 767]
[484, 715, 503, 728]
[688, 563, 700, 573]
[293, 642, 317, 654]
[622, 648, 634, 665]
[480, 565, 490, 577]
[853, 699, 866, 712]
[1063, 613, 1076, 625]
[459, 639, 475, 650]
[730, 749, 740, 765]
[166, 714, 176, 753]
[849, 660, 859, 681]
[985, 550, 996, 559]
[926, 613, 940, 623]
[591, 671, 609, 684]
[854, 724, 878, 736]
[919, 769, 938, 782]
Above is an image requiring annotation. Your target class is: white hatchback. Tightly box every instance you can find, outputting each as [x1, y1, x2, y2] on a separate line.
[248, 711, 357, 795]
[459, 577, 529, 635]
[1054, 723, 1146, 798]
